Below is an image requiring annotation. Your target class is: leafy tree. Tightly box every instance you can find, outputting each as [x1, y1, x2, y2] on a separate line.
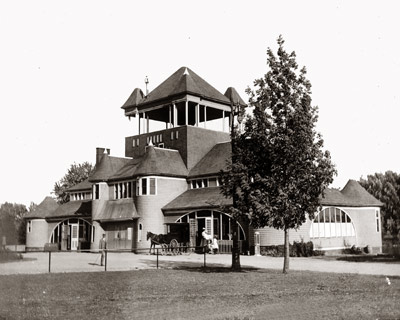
[220, 36, 336, 273]
[359, 171, 400, 240]
[53, 162, 94, 204]
[0, 202, 28, 246]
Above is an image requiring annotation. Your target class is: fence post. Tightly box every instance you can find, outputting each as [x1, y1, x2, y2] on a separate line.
[203, 246, 206, 268]
[48, 251, 51, 273]
[156, 248, 159, 269]
[105, 250, 107, 272]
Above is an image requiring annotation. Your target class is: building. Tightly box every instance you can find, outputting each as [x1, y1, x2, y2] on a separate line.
[25, 67, 383, 254]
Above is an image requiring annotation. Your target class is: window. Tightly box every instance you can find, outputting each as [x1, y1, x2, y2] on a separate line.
[150, 178, 156, 195]
[137, 178, 157, 195]
[209, 178, 217, 187]
[94, 184, 100, 199]
[27, 221, 32, 233]
[376, 210, 380, 232]
[175, 131, 179, 139]
[113, 181, 133, 199]
[138, 224, 142, 242]
[170, 132, 174, 140]
[310, 207, 355, 238]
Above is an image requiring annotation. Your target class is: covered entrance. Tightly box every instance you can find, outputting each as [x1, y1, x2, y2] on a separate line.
[50, 218, 93, 251]
[176, 210, 246, 253]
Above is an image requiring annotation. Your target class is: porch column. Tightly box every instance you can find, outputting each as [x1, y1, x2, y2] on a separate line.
[204, 106, 207, 129]
[146, 115, 150, 133]
[138, 113, 141, 134]
[222, 110, 225, 132]
[220, 214, 223, 240]
[143, 112, 146, 134]
[195, 103, 199, 127]
[173, 103, 177, 127]
[168, 105, 172, 129]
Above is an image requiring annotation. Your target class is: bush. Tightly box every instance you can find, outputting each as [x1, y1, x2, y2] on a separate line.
[261, 241, 321, 257]
[342, 245, 363, 255]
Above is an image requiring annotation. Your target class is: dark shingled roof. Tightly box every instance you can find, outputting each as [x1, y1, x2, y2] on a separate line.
[121, 88, 144, 109]
[134, 146, 188, 177]
[109, 157, 143, 181]
[125, 67, 232, 110]
[46, 200, 92, 220]
[89, 155, 133, 182]
[224, 87, 247, 107]
[162, 187, 232, 214]
[67, 179, 92, 192]
[321, 180, 383, 207]
[189, 142, 231, 178]
[93, 199, 139, 222]
[24, 197, 59, 219]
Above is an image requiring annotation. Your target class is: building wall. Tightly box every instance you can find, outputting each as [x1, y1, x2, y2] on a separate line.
[346, 207, 382, 253]
[26, 219, 48, 251]
[136, 177, 188, 250]
[125, 126, 230, 171]
[255, 206, 382, 253]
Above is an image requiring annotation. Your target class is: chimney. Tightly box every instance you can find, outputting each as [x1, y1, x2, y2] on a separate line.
[96, 147, 110, 165]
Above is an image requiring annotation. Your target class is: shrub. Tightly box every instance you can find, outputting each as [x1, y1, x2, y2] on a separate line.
[261, 241, 320, 257]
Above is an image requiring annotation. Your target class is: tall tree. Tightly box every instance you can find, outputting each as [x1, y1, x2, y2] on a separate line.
[0, 202, 28, 246]
[220, 36, 335, 273]
[359, 171, 400, 239]
[53, 162, 94, 204]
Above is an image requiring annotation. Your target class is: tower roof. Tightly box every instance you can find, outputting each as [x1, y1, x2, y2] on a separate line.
[24, 196, 59, 219]
[224, 87, 247, 107]
[122, 67, 233, 111]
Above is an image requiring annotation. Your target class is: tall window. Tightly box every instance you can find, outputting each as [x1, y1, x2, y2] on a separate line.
[137, 178, 157, 195]
[93, 184, 100, 200]
[27, 221, 32, 233]
[310, 207, 355, 238]
[376, 210, 380, 232]
[138, 224, 142, 242]
[113, 181, 133, 199]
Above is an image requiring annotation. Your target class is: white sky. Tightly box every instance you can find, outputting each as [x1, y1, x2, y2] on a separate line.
[0, 1, 399, 207]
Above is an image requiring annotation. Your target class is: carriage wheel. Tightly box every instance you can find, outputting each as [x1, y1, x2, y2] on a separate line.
[161, 244, 168, 256]
[170, 239, 179, 255]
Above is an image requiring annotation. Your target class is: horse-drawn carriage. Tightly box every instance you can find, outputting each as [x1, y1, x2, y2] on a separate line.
[147, 223, 189, 255]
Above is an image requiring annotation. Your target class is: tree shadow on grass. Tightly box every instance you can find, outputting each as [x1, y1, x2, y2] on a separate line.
[138, 258, 259, 273]
[335, 255, 400, 264]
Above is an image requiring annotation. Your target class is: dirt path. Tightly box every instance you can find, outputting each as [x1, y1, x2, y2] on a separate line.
[0, 252, 399, 276]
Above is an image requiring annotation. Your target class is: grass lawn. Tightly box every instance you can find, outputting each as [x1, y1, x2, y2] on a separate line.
[0, 267, 399, 320]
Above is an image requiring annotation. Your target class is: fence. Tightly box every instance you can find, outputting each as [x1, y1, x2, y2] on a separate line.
[42, 245, 226, 273]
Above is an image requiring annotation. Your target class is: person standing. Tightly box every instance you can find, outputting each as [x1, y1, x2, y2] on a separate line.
[99, 234, 107, 266]
[211, 236, 219, 254]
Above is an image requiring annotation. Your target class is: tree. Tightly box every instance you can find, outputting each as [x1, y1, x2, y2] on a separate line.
[53, 162, 94, 204]
[359, 171, 400, 240]
[0, 202, 28, 246]
[220, 36, 336, 273]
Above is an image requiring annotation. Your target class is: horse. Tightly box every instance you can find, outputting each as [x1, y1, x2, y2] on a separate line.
[146, 231, 166, 254]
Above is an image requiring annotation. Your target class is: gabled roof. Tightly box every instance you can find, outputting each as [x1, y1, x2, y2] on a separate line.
[123, 67, 232, 110]
[134, 146, 188, 177]
[93, 199, 139, 222]
[224, 87, 247, 107]
[46, 200, 92, 220]
[162, 187, 231, 214]
[189, 142, 231, 178]
[89, 155, 133, 182]
[24, 196, 59, 219]
[67, 179, 92, 192]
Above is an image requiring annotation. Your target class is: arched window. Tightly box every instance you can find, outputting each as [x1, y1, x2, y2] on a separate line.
[310, 207, 355, 238]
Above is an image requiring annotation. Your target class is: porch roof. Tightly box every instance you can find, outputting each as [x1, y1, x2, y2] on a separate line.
[46, 200, 92, 220]
[162, 187, 232, 214]
[93, 199, 139, 222]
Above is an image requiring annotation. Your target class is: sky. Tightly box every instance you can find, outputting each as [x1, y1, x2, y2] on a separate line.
[0, 0, 399, 207]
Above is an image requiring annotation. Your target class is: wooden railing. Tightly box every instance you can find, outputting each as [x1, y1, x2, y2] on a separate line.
[217, 240, 244, 254]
